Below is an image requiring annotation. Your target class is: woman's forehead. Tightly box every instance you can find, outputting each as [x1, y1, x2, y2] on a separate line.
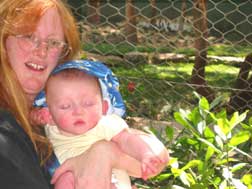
[6, 1, 55, 34]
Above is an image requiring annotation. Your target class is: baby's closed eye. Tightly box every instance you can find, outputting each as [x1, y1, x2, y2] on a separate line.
[81, 101, 94, 107]
[59, 103, 71, 110]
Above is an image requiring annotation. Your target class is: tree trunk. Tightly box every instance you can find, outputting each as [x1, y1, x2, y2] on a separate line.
[228, 53, 252, 113]
[178, 0, 186, 32]
[125, 0, 138, 44]
[191, 0, 214, 101]
[87, 0, 100, 25]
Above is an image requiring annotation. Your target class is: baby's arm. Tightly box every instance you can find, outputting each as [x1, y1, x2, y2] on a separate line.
[112, 129, 168, 180]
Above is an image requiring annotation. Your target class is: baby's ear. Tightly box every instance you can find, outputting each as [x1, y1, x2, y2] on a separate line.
[102, 100, 109, 115]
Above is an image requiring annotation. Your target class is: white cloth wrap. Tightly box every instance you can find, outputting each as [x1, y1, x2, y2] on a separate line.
[45, 114, 132, 189]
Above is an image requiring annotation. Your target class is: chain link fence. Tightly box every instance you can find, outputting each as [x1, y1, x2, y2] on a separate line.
[65, 0, 252, 122]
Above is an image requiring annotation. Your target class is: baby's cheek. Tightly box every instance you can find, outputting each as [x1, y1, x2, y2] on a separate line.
[57, 116, 70, 129]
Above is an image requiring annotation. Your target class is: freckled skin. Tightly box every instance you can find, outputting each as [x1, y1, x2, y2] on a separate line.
[46, 75, 107, 136]
[6, 8, 64, 100]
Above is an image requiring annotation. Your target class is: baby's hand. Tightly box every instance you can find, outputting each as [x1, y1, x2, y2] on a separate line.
[30, 107, 51, 126]
[141, 152, 163, 180]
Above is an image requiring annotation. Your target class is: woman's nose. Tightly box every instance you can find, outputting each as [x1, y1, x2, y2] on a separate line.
[32, 43, 48, 59]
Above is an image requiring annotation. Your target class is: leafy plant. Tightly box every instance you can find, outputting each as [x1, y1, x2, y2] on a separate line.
[136, 93, 252, 189]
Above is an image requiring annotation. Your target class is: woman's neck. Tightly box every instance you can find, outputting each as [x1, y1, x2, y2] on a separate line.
[26, 94, 35, 108]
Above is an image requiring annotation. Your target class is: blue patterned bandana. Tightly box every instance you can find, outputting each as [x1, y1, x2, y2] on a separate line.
[33, 59, 126, 117]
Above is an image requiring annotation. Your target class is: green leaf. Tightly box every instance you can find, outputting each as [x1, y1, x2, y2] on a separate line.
[199, 97, 210, 111]
[198, 137, 221, 153]
[171, 168, 182, 177]
[215, 135, 224, 150]
[186, 173, 196, 185]
[174, 112, 198, 136]
[231, 163, 247, 173]
[179, 171, 191, 186]
[249, 116, 252, 125]
[148, 127, 159, 137]
[193, 91, 201, 100]
[204, 126, 215, 138]
[205, 146, 215, 161]
[210, 95, 223, 110]
[153, 173, 172, 181]
[214, 123, 228, 141]
[191, 184, 207, 189]
[187, 138, 199, 145]
[189, 107, 201, 126]
[181, 160, 202, 171]
[241, 123, 252, 130]
[229, 111, 248, 129]
[216, 158, 236, 165]
[215, 109, 227, 119]
[212, 176, 222, 186]
[209, 112, 217, 121]
[217, 118, 230, 136]
[229, 131, 250, 146]
[174, 112, 190, 128]
[165, 126, 174, 141]
[242, 174, 252, 185]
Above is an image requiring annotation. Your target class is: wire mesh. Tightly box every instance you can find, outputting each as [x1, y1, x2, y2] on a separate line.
[65, 0, 252, 120]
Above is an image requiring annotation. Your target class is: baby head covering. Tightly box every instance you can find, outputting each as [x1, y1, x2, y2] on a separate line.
[33, 59, 126, 117]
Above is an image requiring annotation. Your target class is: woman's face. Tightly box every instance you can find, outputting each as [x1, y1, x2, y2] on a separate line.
[5, 7, 65, 100]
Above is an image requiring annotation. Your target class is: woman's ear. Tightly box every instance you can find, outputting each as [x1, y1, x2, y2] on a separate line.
[102, 100, 109, 115]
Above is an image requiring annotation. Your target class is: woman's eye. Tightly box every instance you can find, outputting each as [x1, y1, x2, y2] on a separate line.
[48, 39, 61, 48]
[23, 34, 36, 41]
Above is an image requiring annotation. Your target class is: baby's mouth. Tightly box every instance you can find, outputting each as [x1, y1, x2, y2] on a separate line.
[74, 120, 85, 126]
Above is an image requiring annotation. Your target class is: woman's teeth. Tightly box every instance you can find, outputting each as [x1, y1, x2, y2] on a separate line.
[26, 62, 45, 70]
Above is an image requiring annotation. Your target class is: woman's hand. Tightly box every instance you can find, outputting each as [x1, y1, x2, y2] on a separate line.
[51, 140, 124, 189]
[50, 131, 168, 188]
[29, 107, 51, 126]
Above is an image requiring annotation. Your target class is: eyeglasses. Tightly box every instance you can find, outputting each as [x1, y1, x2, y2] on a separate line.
[15, 34, 71, 59]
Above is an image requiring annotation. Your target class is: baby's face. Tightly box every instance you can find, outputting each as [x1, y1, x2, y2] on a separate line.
[46, 76, 105, 136]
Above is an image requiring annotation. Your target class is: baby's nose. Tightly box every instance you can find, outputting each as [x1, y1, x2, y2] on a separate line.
[72, 105, 85, 115]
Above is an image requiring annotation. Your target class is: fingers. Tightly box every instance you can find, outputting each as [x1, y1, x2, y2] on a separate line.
[30, 107, 49, 126]
[51, 160, 72, 184]
[141, 157, 164, 180]
[141, 164, 156, 180]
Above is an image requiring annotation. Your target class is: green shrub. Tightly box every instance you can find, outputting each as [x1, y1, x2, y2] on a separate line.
[136, 93, 252, 189]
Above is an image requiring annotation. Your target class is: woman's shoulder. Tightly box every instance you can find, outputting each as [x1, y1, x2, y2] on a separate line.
[0, 108, 37, 160]
[0, 108, 29, 142]
[0, 108, 51, 189]
[0, 108, 20, 131]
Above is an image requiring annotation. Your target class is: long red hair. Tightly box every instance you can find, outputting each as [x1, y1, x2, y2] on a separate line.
[0, 0, 80, 162]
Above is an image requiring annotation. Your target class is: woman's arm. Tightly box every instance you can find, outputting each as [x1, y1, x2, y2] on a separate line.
[51, 131, 168, 189]
[51, 140, 142, 189]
